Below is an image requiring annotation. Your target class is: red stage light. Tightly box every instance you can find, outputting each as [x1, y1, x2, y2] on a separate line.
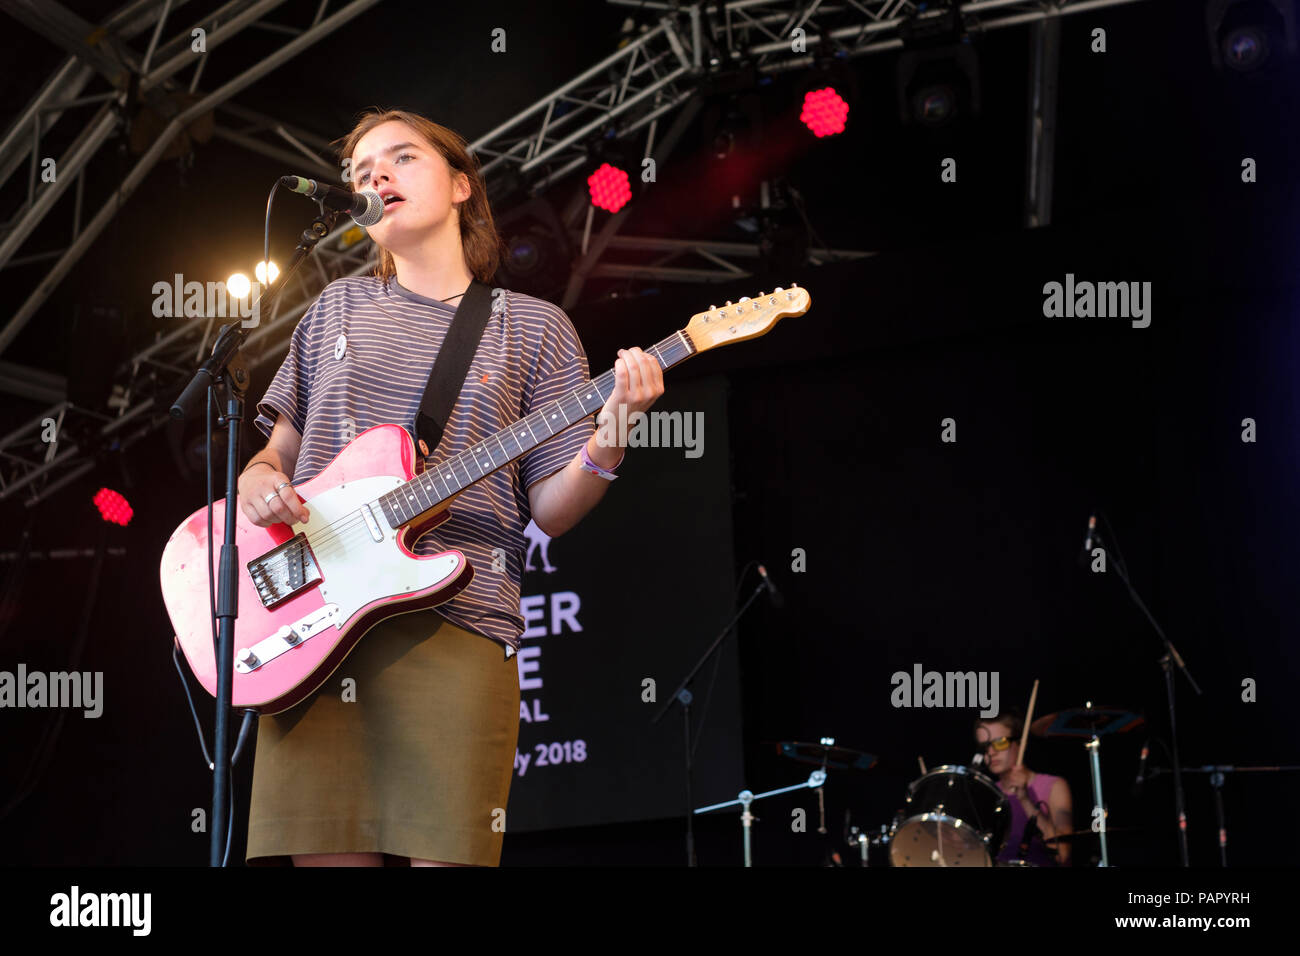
[587, 163, 632, 213]
[800, 87, 850, 137]
[94, 487, 133, 526]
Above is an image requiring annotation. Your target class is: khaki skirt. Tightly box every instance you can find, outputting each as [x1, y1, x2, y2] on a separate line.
[245, 610, 520, 866]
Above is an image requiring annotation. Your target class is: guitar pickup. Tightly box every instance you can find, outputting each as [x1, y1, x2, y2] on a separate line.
[234, 604, 340, 673]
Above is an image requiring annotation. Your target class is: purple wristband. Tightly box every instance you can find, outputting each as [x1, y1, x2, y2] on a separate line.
[580, 443, 623, 480]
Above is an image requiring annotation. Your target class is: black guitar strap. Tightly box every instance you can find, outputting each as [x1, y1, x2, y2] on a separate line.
[414, 278, 495, 459]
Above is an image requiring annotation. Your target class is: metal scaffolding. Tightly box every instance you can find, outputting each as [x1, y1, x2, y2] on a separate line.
[0, 0, 1148, 508]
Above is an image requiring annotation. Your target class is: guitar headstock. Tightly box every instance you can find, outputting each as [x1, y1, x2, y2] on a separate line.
[683, 284, 810, 354]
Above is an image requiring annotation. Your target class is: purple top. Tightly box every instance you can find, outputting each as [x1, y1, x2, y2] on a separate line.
[997, 771, 1063, 866]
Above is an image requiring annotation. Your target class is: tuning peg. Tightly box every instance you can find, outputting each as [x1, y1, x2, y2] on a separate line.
[791, 282, 798, 288]
[709, 305, 716, 311]
[774, 286, 784, 292]
[724, 300, 732, 306]
[738, 296, 750, 302]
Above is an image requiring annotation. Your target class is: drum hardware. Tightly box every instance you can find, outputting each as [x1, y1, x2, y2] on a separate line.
[1145, 764, 1300, 867]
[1032, 702, 1144, 868]
[848, 822, 893, 867]
[695, 769, 829, 867]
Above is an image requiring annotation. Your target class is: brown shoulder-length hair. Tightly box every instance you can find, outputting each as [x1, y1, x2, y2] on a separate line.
[334, 109, 504, 286]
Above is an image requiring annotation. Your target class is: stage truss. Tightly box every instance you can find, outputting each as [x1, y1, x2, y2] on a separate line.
[0, 0, 1148, 507]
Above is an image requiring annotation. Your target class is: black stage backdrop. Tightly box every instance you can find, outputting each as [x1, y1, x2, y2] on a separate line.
[508, 375, 744, 832]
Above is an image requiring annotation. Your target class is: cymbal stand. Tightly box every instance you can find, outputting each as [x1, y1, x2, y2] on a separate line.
[696, 770, 827, 867]
[1085, 732, 1110, 867]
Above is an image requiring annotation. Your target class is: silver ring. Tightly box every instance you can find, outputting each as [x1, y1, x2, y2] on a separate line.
[274, 481, 290, 492]
[263, 492, 278, 504]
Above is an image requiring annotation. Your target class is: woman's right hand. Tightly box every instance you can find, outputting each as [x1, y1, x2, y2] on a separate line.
[238, 465, 310, 527]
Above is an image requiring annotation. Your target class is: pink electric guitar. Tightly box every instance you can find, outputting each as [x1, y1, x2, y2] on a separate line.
[160, 285, 810, 713]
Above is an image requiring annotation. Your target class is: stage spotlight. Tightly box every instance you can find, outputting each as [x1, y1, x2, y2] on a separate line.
[1206, 0, 1297, 73]
[505, 229, 549, 277]
[93, 488, 133, 526]
[587, 163, 632, 213]
[255, 260, 279, 285]
[897, 43, 980, 128]
[494, 197, 573, 299]
[226, 272, 251, 299]
[701, 89, 763, 160]
[800, 87, 850, 137]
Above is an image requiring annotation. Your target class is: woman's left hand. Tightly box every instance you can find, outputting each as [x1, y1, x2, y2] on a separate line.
[604, 347, 665, 419]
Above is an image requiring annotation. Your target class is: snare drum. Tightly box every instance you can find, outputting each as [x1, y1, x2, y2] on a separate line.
[889, 765, 1010, 867]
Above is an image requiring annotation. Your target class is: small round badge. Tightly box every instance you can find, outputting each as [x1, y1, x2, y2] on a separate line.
[334, 333, 347, 360]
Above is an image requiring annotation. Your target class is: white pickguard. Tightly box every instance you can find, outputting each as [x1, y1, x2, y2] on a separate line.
[289, 474, 461, 625]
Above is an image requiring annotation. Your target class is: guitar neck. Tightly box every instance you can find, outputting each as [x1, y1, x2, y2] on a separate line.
[376, 329, 696, 528]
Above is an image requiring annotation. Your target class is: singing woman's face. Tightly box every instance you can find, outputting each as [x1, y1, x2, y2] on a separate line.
[349, 120, 469, 254]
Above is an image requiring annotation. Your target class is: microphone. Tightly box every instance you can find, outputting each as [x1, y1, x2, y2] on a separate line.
[1077, 512, 1098, 568]
[1133, 740, 1150, 796]
[756, 564, 784, 608]
[280, 175, 384, 227]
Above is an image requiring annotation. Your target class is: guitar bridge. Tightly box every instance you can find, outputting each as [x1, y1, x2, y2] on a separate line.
[247, 533, 323, 608]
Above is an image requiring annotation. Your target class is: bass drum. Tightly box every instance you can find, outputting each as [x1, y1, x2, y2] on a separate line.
[889, 765, 1010, 867]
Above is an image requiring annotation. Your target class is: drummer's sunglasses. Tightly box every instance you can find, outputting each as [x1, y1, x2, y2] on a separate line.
[978, 736, 1014, 753]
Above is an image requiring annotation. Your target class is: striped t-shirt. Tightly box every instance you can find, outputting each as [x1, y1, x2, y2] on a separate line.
[252, 275, 595, 659]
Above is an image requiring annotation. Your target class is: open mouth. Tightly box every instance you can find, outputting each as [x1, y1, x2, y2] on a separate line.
[383, 193, 405, 207]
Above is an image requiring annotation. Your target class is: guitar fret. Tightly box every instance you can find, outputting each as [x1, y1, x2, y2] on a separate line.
[374, 326, 732, 530]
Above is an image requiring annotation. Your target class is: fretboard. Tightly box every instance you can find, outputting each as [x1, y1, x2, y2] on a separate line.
[375, 329, 696, 528]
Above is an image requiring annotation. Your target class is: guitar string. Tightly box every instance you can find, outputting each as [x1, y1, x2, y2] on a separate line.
[254, 362, 639, 572]
[277, 364, 625, 562]
[260, 334, 700, 571]
[249, 298, 785, 567]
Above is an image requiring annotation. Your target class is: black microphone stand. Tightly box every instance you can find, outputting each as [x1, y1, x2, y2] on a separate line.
[1093, 520, 1201, 867]
[651, 573, 770, 866]
[170, 206, 341, 866]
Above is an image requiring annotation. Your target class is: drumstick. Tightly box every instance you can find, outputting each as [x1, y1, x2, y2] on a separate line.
[1016, 679, 1039, 768]
[917, 756, 927, 775]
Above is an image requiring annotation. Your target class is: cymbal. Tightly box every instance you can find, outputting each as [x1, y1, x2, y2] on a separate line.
[773, 740, 878, 771]
[1031, 706, 1144, 739]
[1043, 827, 1140, 844]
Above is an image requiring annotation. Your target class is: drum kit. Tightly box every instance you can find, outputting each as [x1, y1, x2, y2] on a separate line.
[772, 702, 1146, 868]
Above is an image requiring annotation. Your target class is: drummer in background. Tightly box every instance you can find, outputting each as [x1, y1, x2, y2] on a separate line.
[975, 710, 1074, 866]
